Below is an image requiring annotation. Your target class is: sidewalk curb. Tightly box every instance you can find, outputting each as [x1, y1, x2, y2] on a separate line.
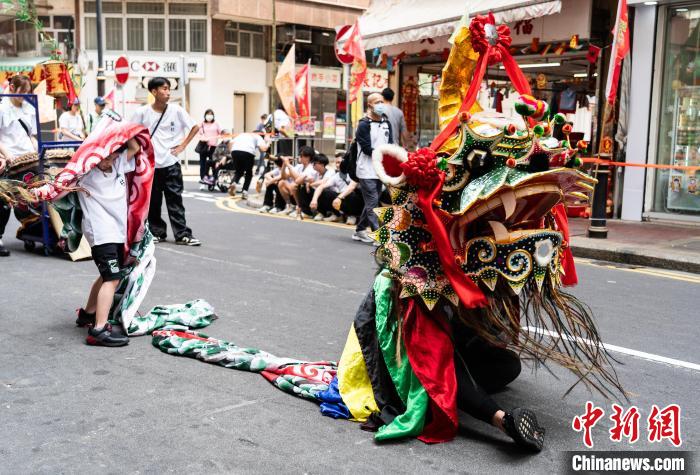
[570, 239, 700, 274]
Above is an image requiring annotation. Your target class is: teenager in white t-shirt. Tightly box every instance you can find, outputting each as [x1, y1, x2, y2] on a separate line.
[227, 131, 270, 200]
[0, 75, 37, 257]
[72, 139, 141, 347]
[277, 146, 316, 218]
[58, 99, 85, 141]
[297, 154, 332, 219]
[257, 157, 287, 213]
[130, 77, 201, 246]
[310, 154, 363, 224]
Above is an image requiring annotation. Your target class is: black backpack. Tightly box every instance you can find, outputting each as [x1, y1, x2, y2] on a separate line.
[340, 139, 359, 182]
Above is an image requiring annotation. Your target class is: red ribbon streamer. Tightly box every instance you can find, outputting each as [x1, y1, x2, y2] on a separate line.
[416, 173, 487, 308]
[403, 299, 458, 444]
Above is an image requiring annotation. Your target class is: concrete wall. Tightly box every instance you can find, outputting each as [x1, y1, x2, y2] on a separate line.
[212, 0, 368, 28]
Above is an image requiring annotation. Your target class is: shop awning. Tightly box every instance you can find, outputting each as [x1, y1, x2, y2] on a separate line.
[357, 0, 562, 50]
[0, 56, 50, 72]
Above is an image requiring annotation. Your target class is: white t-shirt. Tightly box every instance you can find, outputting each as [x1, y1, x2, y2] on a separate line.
[130, 103, 195, 168]
[327, 172, 350, 194]
[78, 152, 135, 247]
[231, 133, 265, 155]
[286, 163, 303, 183]
[0, 101, 36, 157]
[273, 109, 291, 130]
[301, 163, 319, 182]
[356, 119, 391, 180]
[58, 112, 84, 141]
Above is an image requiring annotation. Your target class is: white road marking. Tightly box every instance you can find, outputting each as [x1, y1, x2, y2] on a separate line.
[182, 192, 219, 203]
[524, 326, 700, 372]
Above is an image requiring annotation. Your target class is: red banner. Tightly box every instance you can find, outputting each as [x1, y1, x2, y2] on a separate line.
[605, 0, 629, 105]
[295, 61, 311, 124]
[341, 19, 367, 104]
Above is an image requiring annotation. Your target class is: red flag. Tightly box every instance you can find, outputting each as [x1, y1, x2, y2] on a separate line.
[295, 61, 311, 124]
[63, 69, 78, 104]
[104, 87, 116, 106]
[605, 0, 630, 105]
[340, 19, 366, 103]
[586, 44, 602, 64]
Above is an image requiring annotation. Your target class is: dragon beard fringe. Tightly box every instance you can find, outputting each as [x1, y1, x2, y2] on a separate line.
[458, 278, 627, 401]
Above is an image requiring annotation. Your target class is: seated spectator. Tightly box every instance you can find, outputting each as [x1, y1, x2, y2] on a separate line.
[310, 154, 363, 224]
[258, 157, 287, 214]
[277, 146, 316, 218]
[296, 154, 333, 219]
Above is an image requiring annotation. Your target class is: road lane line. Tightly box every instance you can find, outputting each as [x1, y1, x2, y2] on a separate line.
[215, 197, 351, 229]
[524, 326, 700, 371]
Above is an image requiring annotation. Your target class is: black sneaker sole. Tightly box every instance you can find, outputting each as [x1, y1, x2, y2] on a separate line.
[86, 335, 129, 347]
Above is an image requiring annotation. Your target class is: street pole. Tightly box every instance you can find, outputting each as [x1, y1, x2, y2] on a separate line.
[95, 0, 105, 96]
[344, 63, 351, 147]
[270, 0, 276, 113]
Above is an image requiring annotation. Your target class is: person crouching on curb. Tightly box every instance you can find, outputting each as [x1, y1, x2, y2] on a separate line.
[74, 139, 141, 347]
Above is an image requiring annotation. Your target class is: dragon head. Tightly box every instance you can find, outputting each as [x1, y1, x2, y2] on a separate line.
[372, 95, 596, 310]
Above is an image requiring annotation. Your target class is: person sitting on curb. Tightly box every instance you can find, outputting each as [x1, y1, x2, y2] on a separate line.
[277, 146, 316, 218]
[310, 154, 363, 224]
[298, 154, 332, 220]
[257, 157, 287, 214]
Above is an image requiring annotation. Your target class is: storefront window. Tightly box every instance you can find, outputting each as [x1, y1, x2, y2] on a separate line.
[653, 6, 700, 216]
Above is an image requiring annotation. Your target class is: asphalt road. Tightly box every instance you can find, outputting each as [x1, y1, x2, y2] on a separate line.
[1, 182, 698, 474]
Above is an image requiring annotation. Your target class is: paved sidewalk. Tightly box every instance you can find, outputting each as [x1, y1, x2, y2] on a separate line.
[569, 218, 700, 274]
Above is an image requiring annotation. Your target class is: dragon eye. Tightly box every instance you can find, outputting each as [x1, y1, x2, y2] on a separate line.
[466, 149, 493, 176]
[528, 153, 550, 172]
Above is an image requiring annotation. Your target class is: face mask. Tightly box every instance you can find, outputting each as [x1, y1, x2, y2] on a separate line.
[205, 114, 214, 121]
[373, 103, 387, 116]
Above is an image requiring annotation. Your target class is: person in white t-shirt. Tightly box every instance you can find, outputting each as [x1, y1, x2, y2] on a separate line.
[72, 139, 141, 347]
[257, 157, 287, 213]
[297, 153, 332, 219]
[277, 146, 317, 218]
[58, 99, 86, 141]
[227, 130, 270, 200]
[0, 75, 37, 257]
[273, 104, 293, 156]
[130, 77, 201, 246]
[310, 153, 363, 224]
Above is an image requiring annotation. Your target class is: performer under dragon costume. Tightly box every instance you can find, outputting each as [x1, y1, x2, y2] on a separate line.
[151, 13, 625, 453]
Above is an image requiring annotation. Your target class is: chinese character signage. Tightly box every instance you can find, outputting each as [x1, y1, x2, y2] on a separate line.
[299, 67, 342, 89]
[363, 68, 388, 92]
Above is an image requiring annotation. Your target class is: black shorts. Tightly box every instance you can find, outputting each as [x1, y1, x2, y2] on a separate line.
[91, 243, 124, 282]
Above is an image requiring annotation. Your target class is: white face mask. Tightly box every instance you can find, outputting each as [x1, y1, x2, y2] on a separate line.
[205, 114, 214, 122]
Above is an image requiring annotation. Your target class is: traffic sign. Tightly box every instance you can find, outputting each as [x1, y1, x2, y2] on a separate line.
[115, 56, 129, 85]
[334, 25, 354, 65]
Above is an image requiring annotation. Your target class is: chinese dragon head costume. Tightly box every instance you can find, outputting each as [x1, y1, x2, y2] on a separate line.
[338, 13, 625, 445]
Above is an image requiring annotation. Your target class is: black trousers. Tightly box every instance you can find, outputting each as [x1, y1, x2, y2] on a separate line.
[232, 150, 255, 192]
[317, 188, 364, 217]
[296, 184, 314, 215]
[198, 145, 215, 179]
[0, 203, 10, 239]
[453, 320, 522, 424]
[149, 163, 192, 240]
[263, 183, 286, 209]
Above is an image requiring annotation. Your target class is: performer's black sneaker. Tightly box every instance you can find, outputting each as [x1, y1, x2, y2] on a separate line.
[75, 308, 96, 327]
[175, 235, 201, 246]
[503, 408, 545, 452]
[86, 323, 129, 347]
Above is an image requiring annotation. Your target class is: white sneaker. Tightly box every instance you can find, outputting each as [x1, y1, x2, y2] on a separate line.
[285, 206, 296, 215]
[258, 205, 271, 213]
[323, 214, 342, 222]
[313, 213, 324, 221]
[199, 184, 207, 191]
[289, 211, 298, 218]
[301, 212, 314, 219]
[345, 216, 357, 226]
[269, 207, 282, 214]
[242, 191, 249, 200]
[352, 230, 373, 243]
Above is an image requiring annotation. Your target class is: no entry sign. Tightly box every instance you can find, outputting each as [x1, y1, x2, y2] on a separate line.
[334, 25, 354, 65]
[114, 56, 129, 85]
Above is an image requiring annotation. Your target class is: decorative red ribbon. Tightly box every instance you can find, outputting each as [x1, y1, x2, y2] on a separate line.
[430, 13, 532, 153]
[403, 298, 458, 443]
[552, 203, 577, 286]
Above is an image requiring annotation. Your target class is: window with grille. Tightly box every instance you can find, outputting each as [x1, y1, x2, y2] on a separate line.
[169, 18, 186, 52]
[224, 22, 265, 59]
[168, 3, 206, 15]
[190, 19, 206, 53]
[127, 18, 144, 50]
[126, 2, 164, 14]
[85, 16, 97, 50]
[105, 17, 123, 50]
[148, 18, 165, 51]
[84, 1, 122, 13]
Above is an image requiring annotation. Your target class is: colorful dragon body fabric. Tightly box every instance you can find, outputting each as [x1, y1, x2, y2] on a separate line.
[148, 13, 625, 446]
